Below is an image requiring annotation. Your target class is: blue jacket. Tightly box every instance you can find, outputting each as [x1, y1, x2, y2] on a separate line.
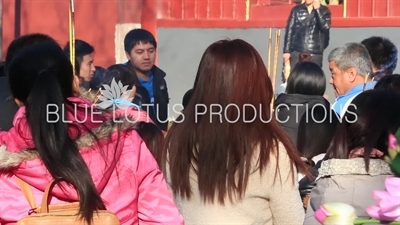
[123, 61, 170, 131]
[332, 81, 376, 117]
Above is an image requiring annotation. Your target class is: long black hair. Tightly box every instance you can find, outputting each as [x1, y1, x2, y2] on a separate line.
[297, 106, 339, 166]
[8, 42, 105, 223]
[286, 62, 326, 95]
[374, 74, 400, 94]
[102, 64, 138, 89]
[325, 90, 400, 171]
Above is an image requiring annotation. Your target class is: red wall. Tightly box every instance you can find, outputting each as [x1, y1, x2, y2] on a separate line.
[2, 0, 399, 67]
[2, 0, 118, 68]
[157, 0, 400, 28]
[348, 0, 400, 17]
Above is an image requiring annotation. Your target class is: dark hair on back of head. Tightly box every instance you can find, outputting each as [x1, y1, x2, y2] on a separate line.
[90, 64, 163, 166]
[361, 36, 398, 73]
[182, 89, 193, 109]
[325, 89, 400, 171]
[286, 62, 326, 96]
[0, 62, 5, 77]
[101, 64, 138, 90]
[124, 29, 157, 53]
[136, 122, 165, 167]
[5, 33, 57, 76]
[8, 41, 105, 224]
[63, 39, 95, 75]
[374, 74, 400, 95]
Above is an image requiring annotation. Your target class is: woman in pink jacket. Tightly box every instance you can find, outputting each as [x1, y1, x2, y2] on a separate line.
[0, 41, 183, 225]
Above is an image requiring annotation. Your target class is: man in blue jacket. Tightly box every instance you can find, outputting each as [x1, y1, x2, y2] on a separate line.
[123, 29, 169, 131]
[329, 43, 376, 118]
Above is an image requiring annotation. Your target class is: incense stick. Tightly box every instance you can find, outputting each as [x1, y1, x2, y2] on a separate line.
[92, 89, 102, 104]
[245, 0, 250, 21]
[68, 0, 76, 74]
[270, 29, 281, 109]
[267, 28, 272, 76]
[363, 73, 370, 91]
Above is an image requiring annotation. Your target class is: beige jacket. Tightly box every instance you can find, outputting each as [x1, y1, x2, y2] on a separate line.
[167, 143, 305, 225]
[303, 158, 393, 224]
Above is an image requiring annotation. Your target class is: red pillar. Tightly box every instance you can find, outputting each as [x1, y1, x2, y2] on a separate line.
[118, 0, 142, 25]
[141, 0, 159, 65]
[114, 0, 143, 64]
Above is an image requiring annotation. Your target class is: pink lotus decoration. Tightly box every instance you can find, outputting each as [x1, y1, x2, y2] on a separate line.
[314, 132, 400, 224]
[315, 202, 357, 224]
[366, 177, 400, 221]
[385, 134, 400, 176]
[367, 177, 400, 221]
[366, 133, 400, 222]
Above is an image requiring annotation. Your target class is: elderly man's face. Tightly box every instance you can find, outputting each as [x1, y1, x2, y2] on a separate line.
[329, 61, 351, 96]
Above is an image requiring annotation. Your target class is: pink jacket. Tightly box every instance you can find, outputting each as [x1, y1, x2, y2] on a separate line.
[0, 97, 183, 225]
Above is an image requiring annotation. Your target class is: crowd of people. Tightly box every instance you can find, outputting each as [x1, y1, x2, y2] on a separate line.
[0, 2, 399, 224]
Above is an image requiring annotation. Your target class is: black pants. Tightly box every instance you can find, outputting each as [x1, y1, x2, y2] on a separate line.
[290, 51, 323, 69]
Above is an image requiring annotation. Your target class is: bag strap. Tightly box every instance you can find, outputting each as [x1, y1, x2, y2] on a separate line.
[15, 177, 37, 209]
[16, 178, 85, 214]
[39, 179, 107, 213]
[40, 179, 59, 213]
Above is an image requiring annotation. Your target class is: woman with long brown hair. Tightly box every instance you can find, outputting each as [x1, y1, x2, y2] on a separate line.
[162, 39, 308, 224]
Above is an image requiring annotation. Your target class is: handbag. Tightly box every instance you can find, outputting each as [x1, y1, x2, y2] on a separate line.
[15, 177, 120, 225]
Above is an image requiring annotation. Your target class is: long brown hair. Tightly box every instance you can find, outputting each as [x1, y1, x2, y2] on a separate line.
[162, 39, 308, 204]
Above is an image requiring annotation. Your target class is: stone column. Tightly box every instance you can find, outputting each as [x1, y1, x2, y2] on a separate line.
[115, 0, 142, 64]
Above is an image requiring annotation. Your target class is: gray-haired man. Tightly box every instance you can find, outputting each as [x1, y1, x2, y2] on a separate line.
[329, 43, 375, 117]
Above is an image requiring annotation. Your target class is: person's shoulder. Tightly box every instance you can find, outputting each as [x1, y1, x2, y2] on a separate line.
[274, 92, 289, 105]
[335, 93, 353, 105]
[275, 142, 293, 162]
[291, 4, 304, 12]
[152, 65, 166, 78]
[292, 4, 304, 9]
[318, 96, 332, 107]
[118, 128, 145, 158]
[319, 5, 331, 13]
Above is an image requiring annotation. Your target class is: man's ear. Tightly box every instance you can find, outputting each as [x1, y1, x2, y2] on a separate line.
[125, 52, 131, 61]
[346, 67, 358, 83]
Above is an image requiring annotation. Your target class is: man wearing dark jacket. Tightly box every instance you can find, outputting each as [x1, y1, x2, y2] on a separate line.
[283, 0, 331, 69]
[124, 29, 169, 131]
